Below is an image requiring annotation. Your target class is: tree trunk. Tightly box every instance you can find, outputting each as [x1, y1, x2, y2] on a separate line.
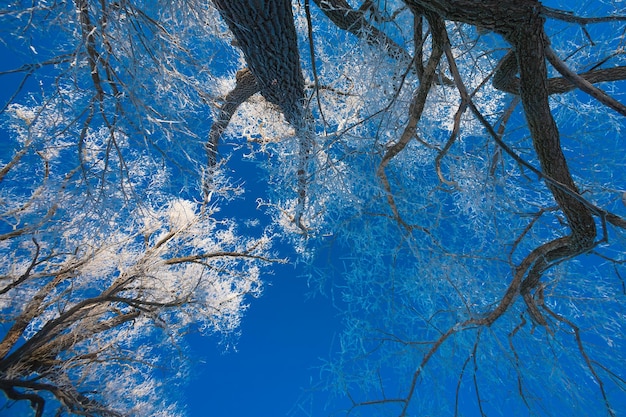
[212, 0, 307, 127]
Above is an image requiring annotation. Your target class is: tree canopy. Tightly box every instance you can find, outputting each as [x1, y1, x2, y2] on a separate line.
[1, 0, 626, 416]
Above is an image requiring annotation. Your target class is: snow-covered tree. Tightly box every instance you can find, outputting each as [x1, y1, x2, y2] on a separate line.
[291, 2, 626, 416]
[1, 2, 279, 415]
[2, 0, 626, 416]
[209, 1, 626, 415]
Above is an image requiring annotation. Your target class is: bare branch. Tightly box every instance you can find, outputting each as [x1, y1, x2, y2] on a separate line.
[545, 46, 626, 116]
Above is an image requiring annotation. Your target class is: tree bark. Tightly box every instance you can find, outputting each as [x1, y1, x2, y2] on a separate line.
[212, 0, 313, 231]
[212, 0, 307, 127]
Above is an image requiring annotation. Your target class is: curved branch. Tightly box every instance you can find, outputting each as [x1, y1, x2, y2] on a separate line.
[0, 238, 40, 295]
[314, 0, 453, 85]
[204, 67, 259, 188]
[542, 306, 617, 417]
[376, 12, 446, 228]
[513, 16, 596, 246]
[0, 378, 123, 417]
[541, 6, 626, 25]
[0, 382, 45, 417]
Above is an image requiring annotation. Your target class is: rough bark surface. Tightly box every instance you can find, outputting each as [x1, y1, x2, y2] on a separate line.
[212, 0, 307, 127]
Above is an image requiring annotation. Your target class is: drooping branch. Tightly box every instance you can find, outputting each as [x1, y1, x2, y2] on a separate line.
[405, 0, 599, 259]
[204, 68, 259, 194]
[76, 0, 105, 100]
[376, 11, 446, 228]
[0, 378, 124, 417]
[413, 13, 425, 79]
[541, 6, 626, 25]
[207, 69, 260, 166]
[542, 305, 616, 416]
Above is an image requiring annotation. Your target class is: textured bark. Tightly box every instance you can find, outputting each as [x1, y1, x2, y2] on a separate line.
[512, 19, 596, 246]
[212, 0, 307, 127]
[211, 0, 313, 231]
[405, 0, 540, 37]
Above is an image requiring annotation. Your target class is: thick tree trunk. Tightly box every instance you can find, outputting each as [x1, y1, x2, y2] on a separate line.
[212, 0, 307, 127]
[406, 0, 596, 243]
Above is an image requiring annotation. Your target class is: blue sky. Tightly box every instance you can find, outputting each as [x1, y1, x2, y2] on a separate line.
[186, 260, 340, 417]
[179, 152, 345, 416]
[0, 39, 342, 413]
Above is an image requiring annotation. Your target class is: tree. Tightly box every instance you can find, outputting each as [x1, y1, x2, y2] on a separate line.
[2, 0, 626, 416]
[1, 2, 279, 415]
[207, 0, 626, 415]
[290, 1, 626, 416]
